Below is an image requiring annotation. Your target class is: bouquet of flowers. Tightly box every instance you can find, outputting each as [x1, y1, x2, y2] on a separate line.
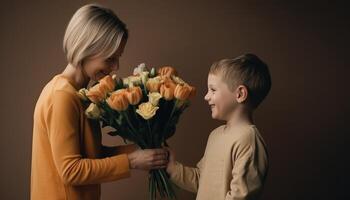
[77, 63, 196, 200]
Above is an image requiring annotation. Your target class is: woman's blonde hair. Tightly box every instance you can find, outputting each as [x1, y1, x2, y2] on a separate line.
[63, 4, 128, 67]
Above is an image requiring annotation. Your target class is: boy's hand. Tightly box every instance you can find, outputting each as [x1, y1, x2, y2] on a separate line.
[164, 147, 176, 175]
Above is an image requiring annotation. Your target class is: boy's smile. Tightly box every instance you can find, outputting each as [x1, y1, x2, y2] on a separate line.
[204, 73, 237, 121]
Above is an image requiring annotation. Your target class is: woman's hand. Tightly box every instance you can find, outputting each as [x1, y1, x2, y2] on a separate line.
[127, 148, 168, 170]
[164, 147, 176, 175]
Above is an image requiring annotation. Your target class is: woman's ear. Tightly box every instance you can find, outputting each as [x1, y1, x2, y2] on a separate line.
[235, 85, 248, 103]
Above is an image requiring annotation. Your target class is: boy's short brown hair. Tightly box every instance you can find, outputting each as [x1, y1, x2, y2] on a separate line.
[210, 53, 271, 108]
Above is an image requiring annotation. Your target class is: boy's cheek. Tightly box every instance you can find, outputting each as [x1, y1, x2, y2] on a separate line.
[210, 109, 218, 119]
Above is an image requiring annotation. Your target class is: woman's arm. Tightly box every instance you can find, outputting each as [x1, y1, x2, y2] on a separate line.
[48, 91, 168, 185]
[48, 90, 131, 186]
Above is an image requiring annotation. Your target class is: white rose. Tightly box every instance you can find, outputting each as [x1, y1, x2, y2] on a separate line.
[150, 67, 156, 77]
[85, 103, 101, 119]
[171, 75, 187, 85]
[123, 76, 142, 87]
[140, 71, 149, 85]
[148, 92, 162, 106]
[129, 76, 142, 86]
[133, 63, 148, 75]
[136, 102, 159, 120]
[77, 88, 89, 101]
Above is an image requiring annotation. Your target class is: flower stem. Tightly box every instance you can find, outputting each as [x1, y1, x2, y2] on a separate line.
[121, 111, 147, 148]
[147, 120, 153, 147]
[160, 99, 178, 143]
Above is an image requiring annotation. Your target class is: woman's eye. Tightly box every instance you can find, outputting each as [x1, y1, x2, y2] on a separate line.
[106, 57, 116, 63]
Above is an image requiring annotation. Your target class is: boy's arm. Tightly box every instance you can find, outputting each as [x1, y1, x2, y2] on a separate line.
[169, 159, 203, 193]
[166, 148, 204, 193]
[225, 137, 267, 200]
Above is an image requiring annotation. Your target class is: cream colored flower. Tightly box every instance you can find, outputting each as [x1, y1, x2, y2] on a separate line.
[171, 75, 186, 85]
[77, 88, 88, 101]
[133, 63, 148, 75]
[140, 71, 149, 85]
[122, 77, 130, 86]
[85, 103, 101, 119]
[148, 92, 162, 106]
[136, 102, 159, 120]
[129, 76, 142, 87]
[150, 67, 156, 77]
[123, 75, 142, 88]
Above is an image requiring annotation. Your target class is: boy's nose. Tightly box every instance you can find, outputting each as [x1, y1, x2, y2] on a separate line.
[204, 92, 210, 101]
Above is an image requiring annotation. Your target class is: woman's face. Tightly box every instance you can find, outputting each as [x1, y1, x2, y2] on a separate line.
[83, 39, 127, 81]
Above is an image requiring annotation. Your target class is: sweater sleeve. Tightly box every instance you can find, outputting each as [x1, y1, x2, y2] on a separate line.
[169, 158, 204, 193]
[48, 90, 130, 186]
[225, 134, 265, 200]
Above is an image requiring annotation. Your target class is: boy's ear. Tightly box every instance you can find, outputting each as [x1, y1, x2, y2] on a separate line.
[235, 85, 248, 103]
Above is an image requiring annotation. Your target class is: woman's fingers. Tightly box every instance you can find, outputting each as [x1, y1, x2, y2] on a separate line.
[148, 150, 168, 169]
[151, 148, 168, 156]
[129, 148, 170, 170]
[152, 154, 167, 161]
[151, 161, 168, 169]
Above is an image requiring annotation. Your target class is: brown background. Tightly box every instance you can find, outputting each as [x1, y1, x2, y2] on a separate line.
[1, 0, 349, 199]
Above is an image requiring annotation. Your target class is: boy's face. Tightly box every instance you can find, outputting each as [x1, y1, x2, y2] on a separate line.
[204, 73, 237, 121]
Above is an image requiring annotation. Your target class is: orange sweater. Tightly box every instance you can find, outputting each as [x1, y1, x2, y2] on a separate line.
[31, 74, 131, 200]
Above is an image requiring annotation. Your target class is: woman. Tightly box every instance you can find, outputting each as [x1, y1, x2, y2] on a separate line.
[31, 4, 168, 200]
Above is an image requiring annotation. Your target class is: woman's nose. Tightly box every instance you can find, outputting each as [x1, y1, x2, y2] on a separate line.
[110, 59, 120, 71]
[111, 63, 119, 71]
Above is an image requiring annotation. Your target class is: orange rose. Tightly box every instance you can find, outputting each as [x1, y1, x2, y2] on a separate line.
[160, 76, 173, 84]
[158, 66, 177, 77]
[126, 86, 142, 105]
[160, 81, 176, 100]
[107, 89, 129, 111]
[146, 77, 162, 92]
[99, 75, 115, 92]
[86, 84, 107, 103]
[174, 84, 192, 100]
[189, 85, 196, 98]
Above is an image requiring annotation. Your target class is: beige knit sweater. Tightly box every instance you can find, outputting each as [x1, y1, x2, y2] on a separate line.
[170, 125, 268, 200]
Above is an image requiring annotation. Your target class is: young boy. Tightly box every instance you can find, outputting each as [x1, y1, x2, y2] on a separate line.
[166, 53, 271, 200]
